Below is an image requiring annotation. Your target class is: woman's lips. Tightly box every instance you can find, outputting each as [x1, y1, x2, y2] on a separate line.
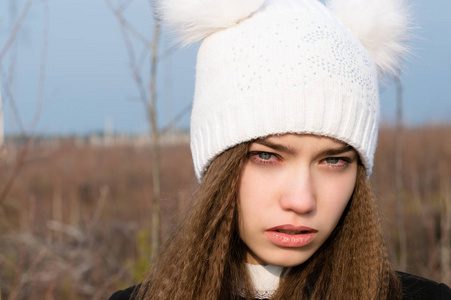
[264, 225, 318, 248]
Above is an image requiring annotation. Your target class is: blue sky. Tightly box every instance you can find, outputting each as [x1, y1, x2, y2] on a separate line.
[0, 0, 450, 135]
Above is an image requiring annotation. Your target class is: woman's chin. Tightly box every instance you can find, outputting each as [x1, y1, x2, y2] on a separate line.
[248, 249, 314, 268]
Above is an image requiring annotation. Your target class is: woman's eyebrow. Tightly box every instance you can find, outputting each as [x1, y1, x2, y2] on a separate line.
[253, 140, 297, 154]
[253, 140, 355, 157]
[315, 145, 354, 158]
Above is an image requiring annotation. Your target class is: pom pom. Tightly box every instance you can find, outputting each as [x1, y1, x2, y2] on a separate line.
[326, 0, 412, 78]
[157, 0, 266, 46]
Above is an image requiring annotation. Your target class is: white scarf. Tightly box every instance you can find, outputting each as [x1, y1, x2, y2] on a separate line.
[245, 263, 284, 299]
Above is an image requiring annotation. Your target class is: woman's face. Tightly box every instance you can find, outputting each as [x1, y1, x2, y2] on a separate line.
[238, 133, 358, 267]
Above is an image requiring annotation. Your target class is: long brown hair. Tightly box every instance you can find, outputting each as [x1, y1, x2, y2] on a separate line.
[136, 142, 402, 299]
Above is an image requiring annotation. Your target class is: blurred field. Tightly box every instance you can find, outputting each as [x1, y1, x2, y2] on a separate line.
[0, 126, 450, 299]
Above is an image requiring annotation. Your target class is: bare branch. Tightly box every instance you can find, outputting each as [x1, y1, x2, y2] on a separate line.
[395, 75, 407, 270]
[8, 239, 26, 300]
[92, 262, 132, 300]
[0, 0, 32, 138]
[160, 102, 192, 134]
[149, 20, 161, 261]
[138, 45, 150, 71]
[28, 0, 50, 134]
[439, 166, 450, 284]
[86, 185, 110, 237]
[148, 22, 160, 121]
[107, 0, 150, 109]
[0, 94, 3, 149]
[0, 0, 33, 65]
[106, 0, 153, 50]
[121, 21, 149, 108]
[118, 0, 135, 12]
[159, 45, 178, 61]
[0, 137, 32, 205]
[108, 0, 164, 259]
[8, 241, 49, 299]
[1, 63, 26, 134]
[0, 0, 49, 205]
[0, 205, 14, 231]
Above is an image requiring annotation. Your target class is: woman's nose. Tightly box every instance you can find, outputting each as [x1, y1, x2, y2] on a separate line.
[278, 169, 316, 214]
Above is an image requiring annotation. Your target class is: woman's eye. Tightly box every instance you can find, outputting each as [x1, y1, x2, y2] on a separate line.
[258, 152, 273, 160]
[248, 151, 278, 164]
[325, 157, 340, 165]
[323, 157, 350, 168]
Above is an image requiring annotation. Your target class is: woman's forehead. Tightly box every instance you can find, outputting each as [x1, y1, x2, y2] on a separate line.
[250, 134, 357, 159]
[254, 133, 350, 148]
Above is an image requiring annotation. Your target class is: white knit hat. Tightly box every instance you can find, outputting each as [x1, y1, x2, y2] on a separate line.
[158, 0, 410, 180]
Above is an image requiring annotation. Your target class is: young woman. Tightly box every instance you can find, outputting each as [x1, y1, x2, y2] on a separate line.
[111, 0, 451, 298]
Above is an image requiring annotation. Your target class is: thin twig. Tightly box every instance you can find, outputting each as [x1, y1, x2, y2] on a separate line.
[108, 0, 163, 259]
[0, 78, 4, 149]
[118, 0, 135, 12]
[0, 0, 49, 205]
[0, 205, 14, 231]
[138, 45, 150, 71]
[160, 102, 192, 134]
[18, 244, 49, 289]
[107, 0, 153, 111]
[29, 0, 49, 134]
[7, 239, 26, 300]
[149, 20, 161, 261]
[106, 0, 153, 50]
[0, 0, 33, 64]
[395, 76, 407, 270]
[158, 45, 178, 61]
[86, 185, 110, 237]
[1, 64, 26, 134]
[91, 262, 132, 300]
[121, 23, 149, 108]
[0, 137, 32, 205]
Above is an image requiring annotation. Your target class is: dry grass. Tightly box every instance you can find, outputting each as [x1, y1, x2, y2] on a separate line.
[373, 125, 451, 282]
[0, 126, 450, 299]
